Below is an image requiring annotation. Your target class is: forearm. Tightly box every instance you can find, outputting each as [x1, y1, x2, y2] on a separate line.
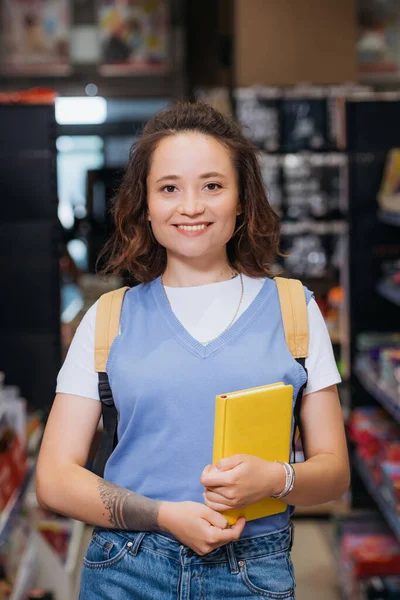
[281, 454, 350, 506]
[37, 463, 162, 531]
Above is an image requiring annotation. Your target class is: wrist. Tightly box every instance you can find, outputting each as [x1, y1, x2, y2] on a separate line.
[270, 461, 287, 497]
[157, 501, 174, 532]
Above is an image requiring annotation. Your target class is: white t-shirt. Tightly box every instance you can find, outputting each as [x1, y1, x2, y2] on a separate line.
[56, 275, 341, 400]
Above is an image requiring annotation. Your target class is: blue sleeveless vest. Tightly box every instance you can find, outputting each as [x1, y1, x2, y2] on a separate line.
[105, 276, 312, 539]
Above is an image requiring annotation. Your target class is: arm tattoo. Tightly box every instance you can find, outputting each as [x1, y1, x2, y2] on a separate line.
[97, 478, 161, 531]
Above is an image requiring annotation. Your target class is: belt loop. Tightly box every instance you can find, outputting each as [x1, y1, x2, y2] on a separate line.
[129, 532, 146, 556]
[226, 542, 239, 574]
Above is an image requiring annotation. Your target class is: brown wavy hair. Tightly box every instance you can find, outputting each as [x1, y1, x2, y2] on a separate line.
[99, 101, 280, 283]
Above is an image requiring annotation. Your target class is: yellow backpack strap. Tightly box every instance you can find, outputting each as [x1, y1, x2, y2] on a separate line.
[95, 287, 130, 373]
[275, 277, 309, 453]
[275, 277, 309, 359]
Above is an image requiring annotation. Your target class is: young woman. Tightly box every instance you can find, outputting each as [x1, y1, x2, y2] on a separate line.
[36, 101, 350, 599]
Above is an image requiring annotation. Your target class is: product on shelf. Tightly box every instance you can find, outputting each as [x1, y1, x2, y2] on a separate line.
[235, 86, 281, 152]
[334, 514, 400, 600]
[0, 380, 27, 513]
[356, 334, 400, 399]
[378, 148, 400, 215]
[282, 153, 347, 221]
[349, 407, 400, 512]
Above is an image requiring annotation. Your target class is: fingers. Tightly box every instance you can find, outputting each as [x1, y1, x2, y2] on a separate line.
[217, 517, 246, 543]
[215, 455, 244, 471]
[203, 498, 232, 512]
[203, 506, 229, 529]
[203, 489, 234, 503]
[200, 466, 228, 487]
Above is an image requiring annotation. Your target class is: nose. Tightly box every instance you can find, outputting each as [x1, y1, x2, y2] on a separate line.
[177, 191, 205, 217]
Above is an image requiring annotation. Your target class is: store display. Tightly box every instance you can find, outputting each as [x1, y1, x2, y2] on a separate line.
[0, 0, 71, 75]
[282, 87, 329, 152]
[282, 153, 348, 221]
[234, 87, 281, 152]
[98, 0, 170, 75]
[334, 515, 400, 600]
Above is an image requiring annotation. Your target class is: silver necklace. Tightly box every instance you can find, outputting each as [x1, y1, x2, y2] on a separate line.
[161, 272, 244, 345]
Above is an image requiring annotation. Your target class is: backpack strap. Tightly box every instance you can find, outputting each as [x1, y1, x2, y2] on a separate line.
[95, 286, 130, 373]
[92, 286, 129, 477]
[275, 277, 309, 462]
[275, 277, 309, 359]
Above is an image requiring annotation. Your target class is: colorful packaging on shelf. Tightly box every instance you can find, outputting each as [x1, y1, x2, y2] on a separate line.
[341, 531, 400, 600]
[0, 386, 28, 513]
[348, 408, 400, 484]
[381, 463, 400, 510]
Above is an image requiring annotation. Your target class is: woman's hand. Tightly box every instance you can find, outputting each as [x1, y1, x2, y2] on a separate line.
[158, 501, 246, 555]
[200, 455, 285, 512]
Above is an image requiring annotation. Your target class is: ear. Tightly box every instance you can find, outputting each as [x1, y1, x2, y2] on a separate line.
[236, 204, 242, 216]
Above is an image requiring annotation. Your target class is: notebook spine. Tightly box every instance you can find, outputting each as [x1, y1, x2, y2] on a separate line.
[212, 396, 227, 465]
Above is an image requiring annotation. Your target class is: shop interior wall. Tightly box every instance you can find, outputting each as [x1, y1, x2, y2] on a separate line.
[234, 0, 358, 86]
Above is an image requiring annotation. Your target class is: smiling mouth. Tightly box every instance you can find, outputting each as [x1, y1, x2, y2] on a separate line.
[173, 223, 212, 232]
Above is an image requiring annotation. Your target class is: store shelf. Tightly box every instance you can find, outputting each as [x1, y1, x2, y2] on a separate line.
[378, 210, 400, 227]
[9, 533, 37, 600]
[0, 462, 35, 545]
[354, 452, 400, 543]
[354, 354, 400, 423]
[377, 280, 400, 307]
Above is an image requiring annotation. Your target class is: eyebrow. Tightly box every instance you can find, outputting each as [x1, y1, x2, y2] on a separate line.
[155, 172, 227, 184]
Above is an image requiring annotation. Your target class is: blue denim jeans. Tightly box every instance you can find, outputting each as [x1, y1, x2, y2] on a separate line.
[79, 523, 296, 599]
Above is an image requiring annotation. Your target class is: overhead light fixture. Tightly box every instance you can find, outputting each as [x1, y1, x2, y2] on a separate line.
[55, 97, 107, 125]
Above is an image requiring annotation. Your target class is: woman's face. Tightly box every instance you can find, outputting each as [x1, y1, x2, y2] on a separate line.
[146, 132, 241, 261]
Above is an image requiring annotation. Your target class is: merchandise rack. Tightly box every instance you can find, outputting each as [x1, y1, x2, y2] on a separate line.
[0, 461, 35, 545]
[354, 354, 400, 424]
[353, 452, 400, 544]
[347, 97, 400, 517]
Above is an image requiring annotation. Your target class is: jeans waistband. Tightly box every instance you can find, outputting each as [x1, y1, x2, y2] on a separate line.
[93, 523, 294, 572]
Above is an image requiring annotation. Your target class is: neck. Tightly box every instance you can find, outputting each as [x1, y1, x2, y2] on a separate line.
[162, 254, 236, 288]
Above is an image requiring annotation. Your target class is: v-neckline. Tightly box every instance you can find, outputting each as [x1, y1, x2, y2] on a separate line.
[151, 276, 273, 359]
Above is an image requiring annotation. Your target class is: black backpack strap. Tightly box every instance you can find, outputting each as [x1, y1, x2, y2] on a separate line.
[92, 372, 118, 477]
[292, 357, 308, 463]
[92, 287, 129, 477]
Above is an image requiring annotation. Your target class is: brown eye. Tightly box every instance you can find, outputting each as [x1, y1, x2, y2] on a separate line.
[206, 183, 221, 191]
[163, 185, 176, 193]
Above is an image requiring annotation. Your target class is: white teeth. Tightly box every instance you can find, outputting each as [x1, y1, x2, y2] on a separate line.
[177, 224, 208, 231]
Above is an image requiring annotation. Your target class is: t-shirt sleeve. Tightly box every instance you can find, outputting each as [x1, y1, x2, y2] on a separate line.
[304, 297, 342, 396]
[56, 301, 100, 401]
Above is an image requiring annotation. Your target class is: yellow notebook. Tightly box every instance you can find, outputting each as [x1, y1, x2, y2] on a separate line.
[212, 382, 293, 525]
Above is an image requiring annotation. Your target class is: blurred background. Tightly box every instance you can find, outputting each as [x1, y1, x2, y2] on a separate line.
[0, 1, 400, 598]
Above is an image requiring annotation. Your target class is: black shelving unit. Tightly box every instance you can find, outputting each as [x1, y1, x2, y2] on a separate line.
[347, 98, 400, 535]
[0, 104, 61, 410]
